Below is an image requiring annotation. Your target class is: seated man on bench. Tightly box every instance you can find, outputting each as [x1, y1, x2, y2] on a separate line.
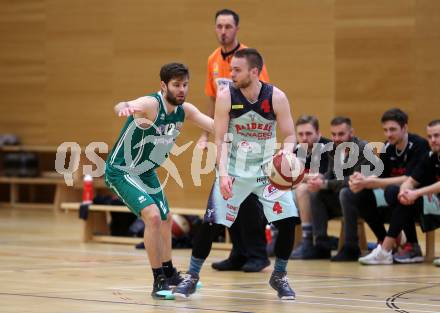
[335, 108, 430, 262]
[303, 116, 371, 259]
[359, 119, 439, 265]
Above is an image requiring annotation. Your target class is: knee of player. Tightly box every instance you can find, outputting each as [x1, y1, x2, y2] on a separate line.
[140, 207, 162, 228]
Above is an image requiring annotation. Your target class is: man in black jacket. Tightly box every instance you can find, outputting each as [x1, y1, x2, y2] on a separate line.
[334, 108, 430, 262]
[303, 116, 371, 259]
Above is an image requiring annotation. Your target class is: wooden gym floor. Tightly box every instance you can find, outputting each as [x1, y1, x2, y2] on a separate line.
[1, 208, 440, 313]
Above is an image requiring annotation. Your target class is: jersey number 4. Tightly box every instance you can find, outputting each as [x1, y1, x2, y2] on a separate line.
[260, 99, 270, 113]
[273, 201, 283, 215]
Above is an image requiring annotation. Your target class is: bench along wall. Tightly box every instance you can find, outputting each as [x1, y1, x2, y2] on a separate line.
[0, 1, 439, 208]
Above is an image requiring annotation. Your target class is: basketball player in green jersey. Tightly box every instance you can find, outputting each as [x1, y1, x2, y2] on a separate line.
[174, 49, 299, 300]
[105, 63, 213, 300]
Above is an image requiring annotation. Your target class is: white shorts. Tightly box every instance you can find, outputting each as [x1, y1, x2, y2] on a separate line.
[205, 175, 299, 228]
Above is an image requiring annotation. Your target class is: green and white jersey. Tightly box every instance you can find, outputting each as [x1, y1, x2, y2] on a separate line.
[227, 82, 277, 177]
[106, 91, 185, 175]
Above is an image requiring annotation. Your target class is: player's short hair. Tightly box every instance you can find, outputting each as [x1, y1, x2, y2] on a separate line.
[296, 115, 320, 131]
[428, 119, 440, 127]
[233, 48, 263, 74]
[160, 63, 189, 85]
[381, 108, 408, 128]
[331, 116, 352, 127]
[215, 9, 240, 26]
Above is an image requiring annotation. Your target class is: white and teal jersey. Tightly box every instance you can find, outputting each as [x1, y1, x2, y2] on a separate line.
[106, 91, 185, 175]
[226, 82, 276, 177]
[206, 82, 299, 227]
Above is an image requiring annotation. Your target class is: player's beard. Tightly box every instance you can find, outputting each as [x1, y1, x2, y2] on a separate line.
[334, 135, 352, 147]
[233, 76, 252, 89]
[165, 91, 185, 106]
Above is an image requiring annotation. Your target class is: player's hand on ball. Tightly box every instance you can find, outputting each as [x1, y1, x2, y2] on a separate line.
[220, 176, 233, 200]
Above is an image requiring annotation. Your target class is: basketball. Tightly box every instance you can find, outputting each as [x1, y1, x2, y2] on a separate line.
[171, 214, 191, 238]
[268, 151, 305, 190]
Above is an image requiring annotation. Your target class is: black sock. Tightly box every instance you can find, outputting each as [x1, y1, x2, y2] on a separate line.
[162, 260, 175, 278]
[152, 267, 164, 281]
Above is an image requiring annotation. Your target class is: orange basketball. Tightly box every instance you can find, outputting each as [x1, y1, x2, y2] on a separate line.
[268, 151, 305, 190]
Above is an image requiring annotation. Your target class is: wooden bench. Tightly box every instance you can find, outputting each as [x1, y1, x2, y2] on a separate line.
[337, 218, 368, 252]
[0, 176, 79, 211]
[61, 202, 232, 250]
[0, 145, 82, 211]
[425, 230, 436, 262]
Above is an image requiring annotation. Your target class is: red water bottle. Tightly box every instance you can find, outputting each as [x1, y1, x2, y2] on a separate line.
[265, 224, 272, 244]
[82, 174, 94, 204]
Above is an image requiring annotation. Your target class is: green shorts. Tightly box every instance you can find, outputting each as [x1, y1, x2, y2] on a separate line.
[104, 165, 169, 220]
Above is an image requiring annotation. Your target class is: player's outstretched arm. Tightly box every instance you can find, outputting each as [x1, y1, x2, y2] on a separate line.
[272, 87, 297, 152]
[114, 96, 157, 118]
[182, 102, 214, 133]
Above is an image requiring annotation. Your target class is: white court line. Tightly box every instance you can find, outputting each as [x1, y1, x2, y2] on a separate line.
[299, 281, 424, 289]
[3, 245, 440, 285]
[107, 278, 351, 290]
[112, 285, 440, 308]
[2, 244, 144, 257]
[209, 278, 353, 286]
[0, 264, 148, 273]
[111, 287, 440, 312]
[186, 281, 428, 290]
[202, 288, 440, 308]
[380, 274, 440, 279]
[109, 280, 430, 292]
[207, 294, 440, 313]
[0, 245, 203, 267]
